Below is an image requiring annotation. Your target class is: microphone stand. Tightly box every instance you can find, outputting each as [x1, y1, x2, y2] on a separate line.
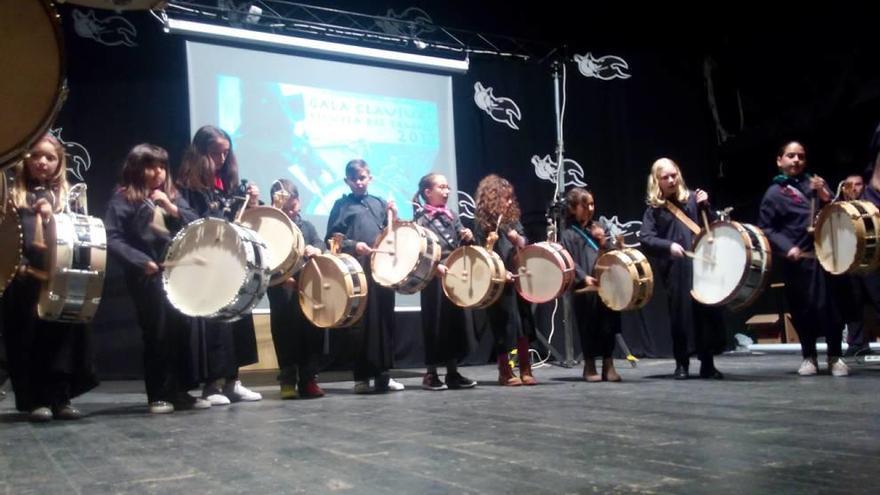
[533, 58, 578, 368]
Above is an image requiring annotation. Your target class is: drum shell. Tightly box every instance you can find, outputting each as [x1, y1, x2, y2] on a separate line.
[441, 245, 507, 309]
[691, 221, 772, 310]
[38, 212, 107, 322]
[1, 0, 67, 168]
[162, 218, 270, 321]
[595, 248, 653, 311]
[814, 200, 880, 275]
[0, 204, 23, 296]
[298, 253, 368, 328]
[514, 241, 575, 303]
[239, 206, 304, 287]
[370, 222, 441, 294]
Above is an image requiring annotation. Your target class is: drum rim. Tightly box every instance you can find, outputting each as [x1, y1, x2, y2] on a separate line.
[513, 242, 575, 303]
[298, 253, 366, 328]
[691, 220, 753, 306]
[441, 245, 505, 308]
[370, 221, 438, 290]
[0, 203, 23, 296]
[162, 217, 263, 318]
[241, 206, 305, 286]
[595, 248, 653, 311]
[1, 0, 67, 169]
[728, 224, 773, 311]
[814, 200, 878, 274]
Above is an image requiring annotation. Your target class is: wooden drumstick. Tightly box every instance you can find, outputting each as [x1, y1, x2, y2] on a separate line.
[25, 266, 49, 282]
[574, 285, 600, 294]
[807, 197, 816, 233]
[162, 256, 208, 268]
[701, 210, 714, 243]
[684, 250, 714, 264]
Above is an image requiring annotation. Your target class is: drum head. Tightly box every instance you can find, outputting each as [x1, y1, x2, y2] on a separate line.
[692, 223, 748, 305]
[372, 223, 422, 287]
[597, 253, 634, 311]
[515, 243, 566, 303]
[816, 205, 858, 274]
[299, 255, 350, 328]
[164, 219, 249, 317]
[240, 206, 302, 275]
[0, 0, 65, 167]
[0, 206, 22, 295]
[443, 247, 495, 307]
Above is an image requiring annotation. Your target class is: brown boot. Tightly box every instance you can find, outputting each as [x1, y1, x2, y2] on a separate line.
[602, 357, 621, 382]
[583, 358, 601, 382]
[517, 337, 537, 385]
[497, 353, 522, 386]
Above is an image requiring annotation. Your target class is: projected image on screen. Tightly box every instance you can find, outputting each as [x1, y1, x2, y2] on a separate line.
[186, 41, 459, 308]
[216, 77, 440, 218]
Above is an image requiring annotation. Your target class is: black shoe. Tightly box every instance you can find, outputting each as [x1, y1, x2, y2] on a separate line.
[699, 366, 724, 379]
[445, 372, 477, 389]
[53, 404, 83, 420]
[29, 406, 53, 423]
[845, 343, 873, 357]
[673, 364, 689, 380]
[422, 372, 448, 391]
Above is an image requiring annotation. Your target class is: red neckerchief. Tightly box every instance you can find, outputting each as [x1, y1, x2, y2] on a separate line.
[423, 203, 454, 220]
[213, 176, 224, 191]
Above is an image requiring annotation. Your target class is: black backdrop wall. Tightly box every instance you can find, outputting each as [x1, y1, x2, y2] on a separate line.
[10, 2, 879, 377]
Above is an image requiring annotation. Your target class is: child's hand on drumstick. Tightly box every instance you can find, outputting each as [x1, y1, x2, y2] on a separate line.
[355, 241, 372, 256]
[303, 245, 322, 258]
[786, 246, 802, 261]
[283, 277, 297, 290]
[149, 189, 179, 218]
[586, 275, 599, 287]
[386, 199, 398, 222]
[809, 175, 832, 202]
[670, 242, 685, 258]
[33, 197, 52, 221]
[144, 261, 160, 276]
[459, 227, 474, 242]
[436, 264, 448, 276]
[506, 229, 525, 248]
[695, 189, 709, 204]
[246, 183, 260, 207]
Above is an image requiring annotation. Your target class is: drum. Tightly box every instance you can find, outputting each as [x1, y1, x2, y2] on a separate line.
[371, 222, 441, 294]
[298, 253, 368, 328]
[514, 241, 575, 303]
[0, 204, 22, 296]
[691, 221, 772, 310]
[814, 200, 880, 275]
[58, 0, 168, 9]
[163, 217, 269, 321]
[37, 212, 106, 322]
[594, 248, 653, 311]
[239, 206, 304, 286]
[441, 245, 507, 309]
[1, 0, 66, 168]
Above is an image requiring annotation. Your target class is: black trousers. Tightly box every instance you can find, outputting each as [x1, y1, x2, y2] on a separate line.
[782, 257, 843, 358]
[350, 264, 395, 381]
[420, 277, 470, 366]
[267, 284, 324, 384]
[573, 293, 620, 359]
[486, 284, 536, 355]
[128, 274, 198, 402]
[662, 258, 725, 363]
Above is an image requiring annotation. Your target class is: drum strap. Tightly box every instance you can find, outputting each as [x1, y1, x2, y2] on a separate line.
[571, 225, 599, 251]
[664, 202, 702, 235]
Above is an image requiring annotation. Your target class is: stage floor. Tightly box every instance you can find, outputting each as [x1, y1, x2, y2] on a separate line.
[1, 354, 878, 494]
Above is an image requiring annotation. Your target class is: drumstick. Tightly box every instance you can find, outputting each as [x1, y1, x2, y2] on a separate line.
[308, 257, 331, 289]
[701, 210, 714, 243]
[798, 251, 816, 260]
[574, 285, 599, 294]
[829, 213, 839, 271]
[162, 256, 208, 268]
[32, 212, 47, 251]
[444, 270, 464, 281]
[372, 249, 396, 255]
[807, 197, 816, 233]
[25, 266, 49, 282]
[683, 250, 714, 264]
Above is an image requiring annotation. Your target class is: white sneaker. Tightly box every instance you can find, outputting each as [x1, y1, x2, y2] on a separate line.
[797, 358, 818, 376]
[387, 377, 405, 392]
[192, 397, 212, 409]
[149, 401, 174, 414]
[353, 380, 373, 394]
[233, 380, 262, 401]
[829, 358, 849, 377]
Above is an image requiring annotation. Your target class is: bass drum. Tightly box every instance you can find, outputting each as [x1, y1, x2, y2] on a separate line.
[1, 0, 66, 168]
[691, 221, 772, 310]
